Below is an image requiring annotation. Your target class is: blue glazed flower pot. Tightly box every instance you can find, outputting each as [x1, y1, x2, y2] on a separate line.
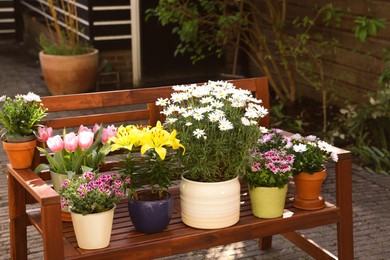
[128, 190, 174, 233]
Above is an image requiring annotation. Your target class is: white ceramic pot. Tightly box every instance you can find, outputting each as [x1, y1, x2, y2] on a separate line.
[71, 205, 115, 250]
[180, 176, 241, 229]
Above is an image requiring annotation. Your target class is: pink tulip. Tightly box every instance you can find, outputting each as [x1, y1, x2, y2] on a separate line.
[92, 123, 100, 133]
[78, 125, 92, 134]
[47, 135, 64, 152]
[37, 126, 53, 142]
[78, 131, 94, 151]
[64, 132, 78, 152]
[101, 125, 117, 144]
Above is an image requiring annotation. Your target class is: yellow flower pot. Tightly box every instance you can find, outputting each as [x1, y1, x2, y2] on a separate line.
[249, 184, 288, 218]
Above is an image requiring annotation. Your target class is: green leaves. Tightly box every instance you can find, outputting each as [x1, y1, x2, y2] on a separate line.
[354, 16, 386, 43]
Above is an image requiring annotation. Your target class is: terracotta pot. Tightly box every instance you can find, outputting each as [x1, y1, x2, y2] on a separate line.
[128, 190, 174, 233]
[71, 205, 115, 250]
[39, 49, 99, 95]
[180, 176, 240, 229]
[249, 184, 288, 218]
[3, 138, 36, 169]
[293, 169, 327, 210]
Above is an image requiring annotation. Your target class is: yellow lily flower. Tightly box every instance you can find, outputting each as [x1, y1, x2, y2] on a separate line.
[140, 121, 185, 160]
[109, 125, 143, 152]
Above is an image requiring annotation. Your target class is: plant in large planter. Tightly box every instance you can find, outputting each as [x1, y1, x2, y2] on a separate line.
[0, 93, 47, 169]
[59, 172, 128, 249]
[38, 0, 99, 95]
[243, 128, 295, 218]
[289, 134, 339, 210]
[156, 80, 268, 228]
[108, 121, 185, 233]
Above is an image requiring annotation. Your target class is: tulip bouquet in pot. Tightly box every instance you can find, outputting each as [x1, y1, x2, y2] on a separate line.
[58, 171, 129, 249]
[243, 128, 295, 218]
[0, 92, 47, 169]
[288, 133, 339, 210]
[108, 121, 185, 233]
[34, 124, 117, 192]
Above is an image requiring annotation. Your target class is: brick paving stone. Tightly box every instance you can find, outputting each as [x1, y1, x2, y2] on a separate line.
[1, 40, 390, 260]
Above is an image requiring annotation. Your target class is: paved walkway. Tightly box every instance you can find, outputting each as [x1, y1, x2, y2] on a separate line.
[1, 40, 390, 259]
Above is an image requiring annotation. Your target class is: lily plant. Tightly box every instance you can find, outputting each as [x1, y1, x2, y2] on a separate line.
[108, 121, 185, 200]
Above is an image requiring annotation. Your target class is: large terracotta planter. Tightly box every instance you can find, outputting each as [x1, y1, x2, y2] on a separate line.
[71, 205, 115, 250]
[39, 49, 99, 95]
[128, 190, 174, 233]
[2, 138, 36, 169]
[180, 176, 241, 229]
[249, 184, 288, 218]
[293, 169, 327, 210]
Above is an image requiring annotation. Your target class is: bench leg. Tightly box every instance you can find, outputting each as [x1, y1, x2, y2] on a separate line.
[335, 157, 354, 260]
[259, 236, 272, 250]
[8, 171, 28, 260]
[41, 201, 64, 259]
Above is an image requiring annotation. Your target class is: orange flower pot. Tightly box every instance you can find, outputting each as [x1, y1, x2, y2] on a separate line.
[3, 139, 36, 169]
[293, 169, 326, 210]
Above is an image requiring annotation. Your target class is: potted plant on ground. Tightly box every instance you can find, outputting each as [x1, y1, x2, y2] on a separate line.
[38, 0, 99, 95]
[59, 172, 128, 249]
[289, 133, 339, 210]
[156, 80, 269, 229]
[0, 92, 47, 169]
[243, 128, 295, 218]
[108, 121, 185, 233]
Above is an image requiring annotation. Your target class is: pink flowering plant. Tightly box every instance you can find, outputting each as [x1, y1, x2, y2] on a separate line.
[289, 134, 339, 175]
[34, 124, 117, 177]
[59, 172, 129, 215]
[243, 128, 295, 188]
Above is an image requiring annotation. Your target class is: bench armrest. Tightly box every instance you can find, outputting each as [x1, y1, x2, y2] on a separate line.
[7, 164, 64, 260]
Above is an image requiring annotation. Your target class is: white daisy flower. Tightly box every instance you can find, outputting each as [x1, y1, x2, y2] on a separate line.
[241, 117, 250, 126]
[218, 118, 234, 131]
[293, 144, 307, 153]
[193, 129, 206, 139]
[23, 92, 41, 102]
[155, 98, 169, 106]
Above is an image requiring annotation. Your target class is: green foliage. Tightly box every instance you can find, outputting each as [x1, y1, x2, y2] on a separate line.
[0, 93, 47, 140]
[330, 56, 390, 174]
[119, 152, 181, 200]
[354, 16, 386, 43]
[38, 0, 93, 55]
[39, 34, 92, 56]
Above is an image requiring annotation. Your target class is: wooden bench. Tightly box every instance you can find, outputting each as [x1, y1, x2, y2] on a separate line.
[7, 77, 354, 259]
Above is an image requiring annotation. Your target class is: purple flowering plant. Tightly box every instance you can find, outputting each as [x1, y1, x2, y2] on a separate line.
[59, 172, 130, 215]
[243, 128, 295, 188]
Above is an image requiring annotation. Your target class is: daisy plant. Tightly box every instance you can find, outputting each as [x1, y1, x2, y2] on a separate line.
[289, 133, 339, 175]
[108, 121, 185, 200]
[0, 92, 47, 141]
[156, 80, 269, 182]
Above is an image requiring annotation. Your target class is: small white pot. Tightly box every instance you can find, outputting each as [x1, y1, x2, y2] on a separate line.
[180, 176, 241, 229]
[71, 206, 115, 250]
